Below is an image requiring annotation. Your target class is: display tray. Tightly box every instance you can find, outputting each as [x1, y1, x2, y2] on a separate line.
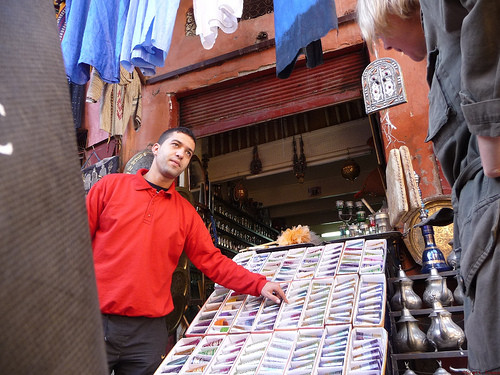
[165, 238, 391, 374]
[156, 326, 361, 374]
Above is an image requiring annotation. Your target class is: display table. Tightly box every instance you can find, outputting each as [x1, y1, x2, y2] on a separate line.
[155, 232, 466, 374]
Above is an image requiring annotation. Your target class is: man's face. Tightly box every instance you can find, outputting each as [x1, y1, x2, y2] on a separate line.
[152, 132, 195, 180]
[379, 13, 427, 62]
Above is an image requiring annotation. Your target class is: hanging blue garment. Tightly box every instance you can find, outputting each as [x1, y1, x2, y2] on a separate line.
[79, 0, 130, 83]
[61, 0, 130, 84]
[121, 0, 180, 76]
[273, 0, 338, 79]
[61, 0, 91, 84]
[120, 0, 143, 74]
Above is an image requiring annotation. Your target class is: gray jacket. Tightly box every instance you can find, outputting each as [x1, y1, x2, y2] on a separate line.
[420, 0, 500, 371]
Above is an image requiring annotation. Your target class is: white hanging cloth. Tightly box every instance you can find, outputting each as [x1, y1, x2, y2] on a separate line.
[193, 0, 243, 49]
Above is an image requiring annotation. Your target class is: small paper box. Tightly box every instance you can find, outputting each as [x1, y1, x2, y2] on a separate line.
[256, 330, 298, 374]
[325, 274, 359, 325]
[246, 252, 270, 273]
[184, 286, 231, 337]
[294, 246, 323, 280]
[205, 292, 247, 335]
[315, 242, 344, 279]
[230, 295, 265, 333]
[359, 239, 387, 275]
[313, 324, 351, 375]
[259, 250, 288, 280]
[232, 251, 256, 268]
[285, 328, 324, 374]
[353, 274, 386, 327]
[299, 278, 334, 329]
[275, 280, 310, 330]
[272, 247, 307, 282]
[153, 337, 203, 374]
[346, 327, 388, 375]
[229, 332, 272, 375]
[337, 239, 365, 274]
[204, 333, 250, 374]
[178, 335, 226, 374]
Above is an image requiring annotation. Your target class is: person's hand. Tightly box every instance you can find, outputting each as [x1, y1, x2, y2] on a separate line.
[477, 135, 500, 178]
[260, 281, 288, 304]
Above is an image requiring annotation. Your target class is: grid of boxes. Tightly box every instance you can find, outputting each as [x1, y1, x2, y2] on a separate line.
[155, 238, 389, 374]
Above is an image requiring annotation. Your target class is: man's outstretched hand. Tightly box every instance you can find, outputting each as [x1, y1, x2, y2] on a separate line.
[260, 281, 288, 304]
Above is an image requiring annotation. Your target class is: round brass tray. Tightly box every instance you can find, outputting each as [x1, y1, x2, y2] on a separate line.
[123, 148, 154, 174]
[403, 196, 454, 265]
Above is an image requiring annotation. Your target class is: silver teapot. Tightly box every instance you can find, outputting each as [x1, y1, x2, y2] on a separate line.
[391, 266, 422, 310]
[403, 362, 418, 375]
[434, 364, 451, 375]
[423, 267, 454, 307]
[394, 307, 429, 352]
[453, 274, 465, 305]
[446, 248, 458, 270]
[427, 300, 466, 351]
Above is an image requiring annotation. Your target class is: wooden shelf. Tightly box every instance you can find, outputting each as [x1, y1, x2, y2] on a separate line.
[392, 349, 467, 361]
[390, 305, 464, 317]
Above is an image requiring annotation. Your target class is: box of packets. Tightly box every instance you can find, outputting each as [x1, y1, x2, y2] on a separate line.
[184, 286, 231, 337]
[346, 326, 388, 375]
[313, 324, 352, 374]
[314, 242, 344, 279]
[325, 273, 359, 326]
[359, 239, 387, 274]
[337, 239, 365, 274]
[352, 273, 386, 327]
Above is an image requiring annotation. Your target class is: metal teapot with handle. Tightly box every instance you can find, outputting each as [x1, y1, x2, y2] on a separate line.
[426, 299, 466, 351]
[423, 267, 454, 307]
[394, 306, 429, 352]
[391, 266, 422, 310]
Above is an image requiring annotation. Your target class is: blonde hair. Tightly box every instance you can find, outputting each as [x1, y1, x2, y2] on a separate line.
[356, 0, 420, 52]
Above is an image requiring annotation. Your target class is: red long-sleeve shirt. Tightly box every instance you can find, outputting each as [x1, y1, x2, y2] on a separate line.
[86, 169, 267, 318]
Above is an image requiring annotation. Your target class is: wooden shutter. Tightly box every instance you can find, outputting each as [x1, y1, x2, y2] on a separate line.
[180, 44, 369, 137]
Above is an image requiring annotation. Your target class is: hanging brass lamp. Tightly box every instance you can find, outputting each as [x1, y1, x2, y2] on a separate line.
[341, 151, 360, 181]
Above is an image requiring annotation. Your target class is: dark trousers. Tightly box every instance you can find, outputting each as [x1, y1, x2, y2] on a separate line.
[102, 314, 168, 375]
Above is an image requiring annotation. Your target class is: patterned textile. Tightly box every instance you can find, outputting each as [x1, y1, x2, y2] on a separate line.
[86, 65, 142, 136]
[82, 155, 120, 194]
[54, 0, 67, 41]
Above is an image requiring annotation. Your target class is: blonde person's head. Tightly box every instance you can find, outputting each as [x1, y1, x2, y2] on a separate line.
[356, 0, 421, 52]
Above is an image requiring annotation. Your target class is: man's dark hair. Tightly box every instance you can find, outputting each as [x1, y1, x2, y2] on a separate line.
[157, 127, 196, 145]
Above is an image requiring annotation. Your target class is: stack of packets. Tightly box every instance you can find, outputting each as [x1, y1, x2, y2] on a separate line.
[155, 238, 388, 374]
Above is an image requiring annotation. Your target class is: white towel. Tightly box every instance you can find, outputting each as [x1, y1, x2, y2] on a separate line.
[193, 0, 243, 49]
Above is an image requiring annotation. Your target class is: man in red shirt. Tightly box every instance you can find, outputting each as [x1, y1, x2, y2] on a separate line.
[86, 126, 287, 375]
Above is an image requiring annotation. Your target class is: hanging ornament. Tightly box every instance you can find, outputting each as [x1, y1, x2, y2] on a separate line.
[341, 150, 361, 181]
[293, 135, 307, 183]
[250, 145, 262, 174]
